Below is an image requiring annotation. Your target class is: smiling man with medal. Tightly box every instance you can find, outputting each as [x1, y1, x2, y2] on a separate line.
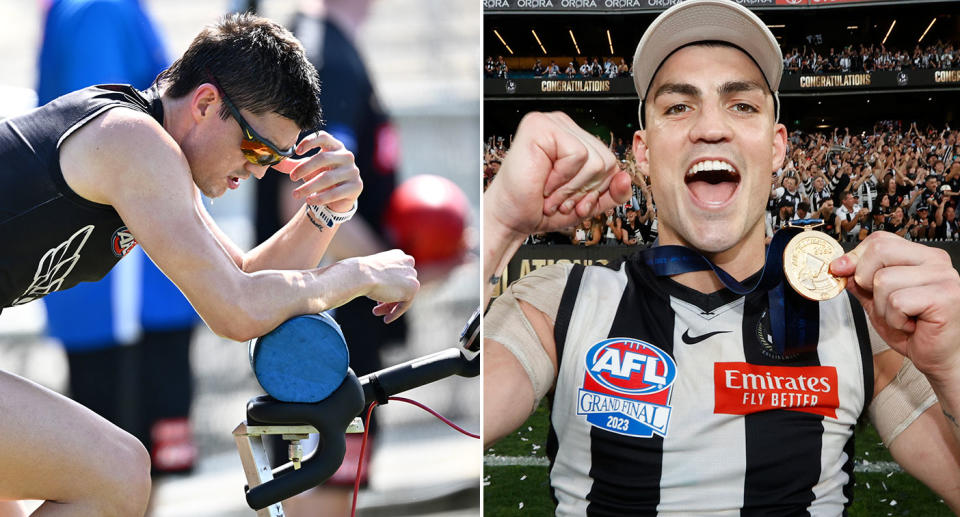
[482, 0, 960, 513]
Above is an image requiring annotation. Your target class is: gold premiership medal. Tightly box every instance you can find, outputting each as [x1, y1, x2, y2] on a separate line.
[782, 228, 847, 301]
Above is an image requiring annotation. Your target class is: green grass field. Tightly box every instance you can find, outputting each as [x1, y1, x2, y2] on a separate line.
[484, 402, 952, 516]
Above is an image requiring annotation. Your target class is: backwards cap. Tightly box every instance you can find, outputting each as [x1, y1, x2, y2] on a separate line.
[632, 0, 783, 128]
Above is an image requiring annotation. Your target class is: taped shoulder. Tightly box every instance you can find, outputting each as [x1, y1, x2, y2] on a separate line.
[484, 263, 573, 410]
[508, 262, 573, 322]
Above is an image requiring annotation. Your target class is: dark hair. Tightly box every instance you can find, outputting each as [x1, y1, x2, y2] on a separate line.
[158, 13, 322, 130]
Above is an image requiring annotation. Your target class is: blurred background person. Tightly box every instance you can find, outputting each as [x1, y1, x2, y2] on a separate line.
[256, 0, 404, 387]
[253, 1, 404, 514]
[254, 0, 473, 515]
[36, 0, 200, 484]
[571, 217, 600, 246]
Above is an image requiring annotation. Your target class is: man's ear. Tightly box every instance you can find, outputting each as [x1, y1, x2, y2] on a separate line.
[772, 122, 788, 174]
[190, 83, 220, 122]
[633, 130, 650, 178]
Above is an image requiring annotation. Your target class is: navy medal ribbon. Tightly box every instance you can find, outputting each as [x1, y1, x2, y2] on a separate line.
[638, 219, 826, 356]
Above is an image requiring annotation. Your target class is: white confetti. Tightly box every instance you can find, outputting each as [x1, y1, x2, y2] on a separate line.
[521, 475, 527, 481]
[519, 502, 525, 510]
[886, 471, 894, 478]
[520, 437, 529, 442]
[890, 500, 897, 506]
[865, 451, 870, 456]
[528, 426, 533, 432]
[866, 482, 871, 490]
[532, 444, 541, 450]
[882, 481, 888, 491]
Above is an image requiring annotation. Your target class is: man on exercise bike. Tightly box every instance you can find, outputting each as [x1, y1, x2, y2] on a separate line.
[0, 13, 418, 516]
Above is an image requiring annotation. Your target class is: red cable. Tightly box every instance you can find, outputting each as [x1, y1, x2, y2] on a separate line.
[348, 397, 480, 516]
[387, 397, 481, 439]
[350, 401, 378, 517]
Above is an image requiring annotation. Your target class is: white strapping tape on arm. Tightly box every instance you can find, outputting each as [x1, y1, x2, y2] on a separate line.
[484, 264, 570, 412]
[869, 357, 937, 447]
[864, 311, 936, 446]
[486, 290, 556, 412]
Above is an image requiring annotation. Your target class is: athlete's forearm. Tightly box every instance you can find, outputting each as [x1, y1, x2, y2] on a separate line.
[192, 259, 372, 342]
[925, 371, 960, 447]
[242, 206, 340, 272]
[483, 204, 527, 307]
[172, 193, 365, 340]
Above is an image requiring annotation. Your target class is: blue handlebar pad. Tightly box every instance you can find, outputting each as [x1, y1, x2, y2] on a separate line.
[249, 313, 350, 403]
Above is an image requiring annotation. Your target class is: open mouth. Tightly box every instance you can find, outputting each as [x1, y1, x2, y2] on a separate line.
[684, 159, 740, 207]
[228, 176, 241, 190]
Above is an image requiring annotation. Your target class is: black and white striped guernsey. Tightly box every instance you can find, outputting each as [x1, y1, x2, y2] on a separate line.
[544, 254, 874, 516]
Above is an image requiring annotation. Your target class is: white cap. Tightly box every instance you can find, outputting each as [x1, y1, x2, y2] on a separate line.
[632, 0, 782, 101]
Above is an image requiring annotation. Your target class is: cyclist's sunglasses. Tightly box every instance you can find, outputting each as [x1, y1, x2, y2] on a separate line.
[206, 72, 295, 167]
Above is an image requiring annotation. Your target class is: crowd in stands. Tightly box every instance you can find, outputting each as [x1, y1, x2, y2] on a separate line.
[484, 55, 632, 79]
[484, 55, 631, 79]
[484, 121, 960, 246]
[784, 41, 959, 74]
[484, 39, 959, 79]
[486, 56, 510, 78]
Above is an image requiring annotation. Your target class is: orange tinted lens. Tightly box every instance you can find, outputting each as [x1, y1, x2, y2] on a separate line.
[240, 139, 282, 166]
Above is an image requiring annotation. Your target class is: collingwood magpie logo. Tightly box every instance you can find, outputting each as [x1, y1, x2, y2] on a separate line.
[111, 226, 138, 258]
[12, 225, 94, 305]
[505, 80, 517, 94]
[757, 310, 798, 360]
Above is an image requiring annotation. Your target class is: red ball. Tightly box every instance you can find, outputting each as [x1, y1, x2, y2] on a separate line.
[384, 175, 469, 266]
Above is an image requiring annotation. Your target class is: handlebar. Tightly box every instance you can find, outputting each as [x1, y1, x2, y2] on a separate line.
[360, 347, 478, 407]
[241, 346, 478, 511]
[243, 372, 364, 510]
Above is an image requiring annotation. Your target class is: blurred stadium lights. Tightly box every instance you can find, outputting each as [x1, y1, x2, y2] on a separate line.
[494, 29, 513, 54]
[918, 17, 937, 43]
[882, 19, 896, 46]
[569, 30, 581, 55]
[606, 29, 614, 55]
[531, 29, 547, 55]
[483, 1, 960, 136]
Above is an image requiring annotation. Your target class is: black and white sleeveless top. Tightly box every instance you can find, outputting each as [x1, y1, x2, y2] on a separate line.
[0, 84, 161, 307]
[544, 257, 873, 516]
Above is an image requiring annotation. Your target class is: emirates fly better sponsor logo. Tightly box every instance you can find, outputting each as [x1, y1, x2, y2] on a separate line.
[577, 338, 677, 438]
[714, 362, 840, 418]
